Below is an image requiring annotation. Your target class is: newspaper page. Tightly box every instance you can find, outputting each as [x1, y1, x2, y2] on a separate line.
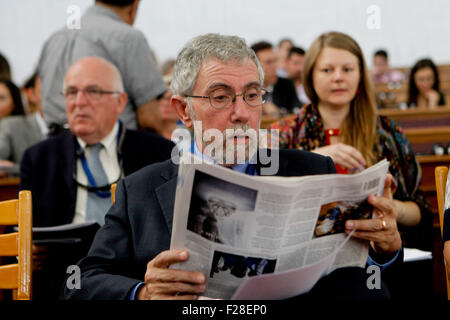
[170, 153, 389, 299]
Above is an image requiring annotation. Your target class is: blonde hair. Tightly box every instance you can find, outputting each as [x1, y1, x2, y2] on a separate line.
[303, 31, 378, 166]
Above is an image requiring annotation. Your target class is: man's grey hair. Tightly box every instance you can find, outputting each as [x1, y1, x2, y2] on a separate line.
[171, 33, 265, 96]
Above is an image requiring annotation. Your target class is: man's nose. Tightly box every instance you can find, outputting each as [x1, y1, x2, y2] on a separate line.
[230, 95, 250, 123]
[74, 90, 89, 105]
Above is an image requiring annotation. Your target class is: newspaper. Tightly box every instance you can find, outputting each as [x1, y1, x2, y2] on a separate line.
[170, 153, 389, 300]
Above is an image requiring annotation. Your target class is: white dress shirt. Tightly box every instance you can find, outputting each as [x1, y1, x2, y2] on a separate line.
[72, 122, 121, 223]
[35, 111, 50, 138]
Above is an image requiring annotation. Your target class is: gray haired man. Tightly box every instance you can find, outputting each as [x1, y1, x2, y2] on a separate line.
[64, 34, 400, 301]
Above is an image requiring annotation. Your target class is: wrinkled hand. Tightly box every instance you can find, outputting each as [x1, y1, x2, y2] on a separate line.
[137, 250, 206, 300]
[313, 143, 366, 171]
[345, 174, 402, 254]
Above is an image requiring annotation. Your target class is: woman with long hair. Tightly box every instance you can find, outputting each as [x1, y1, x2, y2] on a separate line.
[407, 58, 446, 108]
[271, 31, 432, 250]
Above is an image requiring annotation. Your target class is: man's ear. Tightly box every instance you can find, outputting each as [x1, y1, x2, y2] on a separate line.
[116, 92, 128, 114]
[171, 95, 193, 128]
[128, 0, 140, 25]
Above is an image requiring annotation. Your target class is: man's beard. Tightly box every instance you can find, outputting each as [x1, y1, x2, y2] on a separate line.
[188, 101, 261, 166]
[193, 122, 260, 166]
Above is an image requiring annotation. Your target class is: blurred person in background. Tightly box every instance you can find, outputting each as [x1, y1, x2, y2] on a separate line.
[407, 58, 446, 108]
[286, 46, 310, 107]
[0, 52, 12, 80]
[371, 49, 405, 84]
[276, 38, 294, 78]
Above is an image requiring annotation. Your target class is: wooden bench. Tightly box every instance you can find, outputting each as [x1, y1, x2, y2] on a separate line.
[375, 64, 450, 108]
[0, 177, 20, 202]
[379, 106, 450, 128]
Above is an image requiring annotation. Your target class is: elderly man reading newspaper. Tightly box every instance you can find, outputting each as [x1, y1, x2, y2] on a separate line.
[64, 34, 402, 301]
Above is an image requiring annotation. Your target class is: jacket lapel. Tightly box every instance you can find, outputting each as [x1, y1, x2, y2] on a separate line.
[62, 133, 77, 205]
[256, 148, 286, 176]
[154, 151, 286, 233]
[155, 161, 179, 234]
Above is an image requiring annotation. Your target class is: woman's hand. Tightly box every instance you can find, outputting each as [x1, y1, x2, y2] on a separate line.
[424, 89, 440, 107]
[313, 143, 366, 171]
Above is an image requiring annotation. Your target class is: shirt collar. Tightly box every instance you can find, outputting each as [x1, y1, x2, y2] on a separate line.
[35, 112, 49, 137]
[86, 5, 123, 23]
[77, 121, 119, 156]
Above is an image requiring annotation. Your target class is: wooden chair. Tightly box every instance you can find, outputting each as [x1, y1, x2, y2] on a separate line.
[111, 183, 117, 204]
[435, 166, 450, 300]
[0, 190, 32, 300]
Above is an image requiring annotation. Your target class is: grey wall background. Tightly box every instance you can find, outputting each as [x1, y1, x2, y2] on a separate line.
[1, 0, 449, 85]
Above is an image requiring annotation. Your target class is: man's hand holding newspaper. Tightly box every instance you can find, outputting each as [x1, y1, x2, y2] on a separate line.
[345, 174, 402, 255]
[136, 156, 401, 300]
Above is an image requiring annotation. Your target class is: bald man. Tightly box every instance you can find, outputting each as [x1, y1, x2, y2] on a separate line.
[20, 57, 175, 228]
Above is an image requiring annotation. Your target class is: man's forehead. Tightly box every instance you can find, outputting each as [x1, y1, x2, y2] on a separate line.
[196, 58, 260, 89]
[65, 64, 112, 87]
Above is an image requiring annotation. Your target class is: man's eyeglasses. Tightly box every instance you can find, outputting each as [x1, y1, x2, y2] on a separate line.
[185, 86, 269, 110]
[62, 86, 122, 102]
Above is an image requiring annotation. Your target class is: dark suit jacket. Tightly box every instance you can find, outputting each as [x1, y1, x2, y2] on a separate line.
[272, 77, 301, 113]
[20, 129, 175, 227]
[63, 149, 336, 299]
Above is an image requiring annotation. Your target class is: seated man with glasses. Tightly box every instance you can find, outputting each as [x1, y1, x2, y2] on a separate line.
[19, 56, 175, 300]
[63, 34, 402, 301]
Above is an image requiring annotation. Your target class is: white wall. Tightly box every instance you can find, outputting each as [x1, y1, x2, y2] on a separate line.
[1, 0, 449, 85]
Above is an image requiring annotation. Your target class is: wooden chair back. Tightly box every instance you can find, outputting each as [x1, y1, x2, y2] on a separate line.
[435, 166, 450, 300]
[0, 191, 32, 300]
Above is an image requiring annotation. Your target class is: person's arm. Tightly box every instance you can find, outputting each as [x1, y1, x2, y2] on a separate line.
[444, 241, 450, 279]
[424, 89, 440, 108]
[62, 178, 205, 300]
[62, 179, 143, 300]
[312, 143, 366, 172]
[136, 250, 206, 300]
[136, 98, 162, 132]
[393, 199, 421, 227]
[0, 119, 12, 161]
[381, 116, 433, 244]
[121, 32, 167, 130]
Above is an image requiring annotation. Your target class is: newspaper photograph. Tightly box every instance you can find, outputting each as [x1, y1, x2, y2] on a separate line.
[170, 153, 389, 299]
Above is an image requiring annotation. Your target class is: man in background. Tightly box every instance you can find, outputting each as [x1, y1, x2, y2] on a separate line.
[38, 0, 166, 131]
[285, 46, 310, 107]
[251, 41, 300, 117]
[371, 49, 406, 84]
[21, 56, 174, 300]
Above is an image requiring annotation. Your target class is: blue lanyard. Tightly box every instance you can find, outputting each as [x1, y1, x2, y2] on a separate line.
[77, 121, 123, 198]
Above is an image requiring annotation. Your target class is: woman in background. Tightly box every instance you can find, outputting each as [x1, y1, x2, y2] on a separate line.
[271, 31, 432, 250]
[407, 58, 446, 108]
[0, 79, 26, 118]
